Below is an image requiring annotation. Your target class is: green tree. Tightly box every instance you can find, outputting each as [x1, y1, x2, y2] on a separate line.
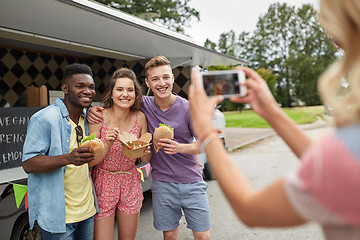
[93, 0, 200, 33]
[252, 3, 297, 107]
[217, 30, 237, 56]
[256, 68, 277, 98]
[287, 5, 337, 105]
[212, 3, 337, 107]
[204, 39, 217, 51]
[236, 32, 254, 67]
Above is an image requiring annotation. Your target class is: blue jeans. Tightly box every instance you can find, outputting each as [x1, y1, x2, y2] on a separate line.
[39, 215, 94, 240]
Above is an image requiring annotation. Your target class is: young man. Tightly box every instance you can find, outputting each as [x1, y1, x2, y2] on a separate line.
[88, 56, 210, 240]
[22, 63, 98, 240]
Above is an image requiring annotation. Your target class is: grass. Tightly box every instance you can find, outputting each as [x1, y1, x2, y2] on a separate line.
[224, 106, 325, 128]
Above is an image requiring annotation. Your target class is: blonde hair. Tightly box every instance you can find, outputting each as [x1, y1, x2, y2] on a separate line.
[318, 0, 360, 126]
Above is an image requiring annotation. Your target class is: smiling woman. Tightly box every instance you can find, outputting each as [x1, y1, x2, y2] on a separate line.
[101, 68, 143, 111]
[87, 67, 152, 240]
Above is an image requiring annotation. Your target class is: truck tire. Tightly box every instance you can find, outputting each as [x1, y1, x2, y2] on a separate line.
[203, 162, 216, 181]
[10, 213, 41, 240]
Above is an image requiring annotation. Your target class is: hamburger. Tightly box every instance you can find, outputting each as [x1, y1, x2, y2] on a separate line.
[79, 133, 104, 157]
[153, 123, 174, 152]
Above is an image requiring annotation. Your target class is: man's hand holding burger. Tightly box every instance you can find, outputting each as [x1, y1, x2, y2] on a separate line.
[153, 123, 200, 155]
[158, 138, 184, 155]
[158, 139, 200, 155]
[67, 147, 95, 166]
[153, 123, 174, 153]
[76, 133, 105, 167]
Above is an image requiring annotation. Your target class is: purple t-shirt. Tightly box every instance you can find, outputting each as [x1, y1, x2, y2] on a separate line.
[141, 95, 203, 183]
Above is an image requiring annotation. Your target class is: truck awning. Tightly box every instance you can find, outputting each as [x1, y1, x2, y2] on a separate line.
[0, 0, 248, 67]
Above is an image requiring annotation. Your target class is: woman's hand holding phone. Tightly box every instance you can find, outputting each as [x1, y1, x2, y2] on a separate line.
[229, 67, 280, 120]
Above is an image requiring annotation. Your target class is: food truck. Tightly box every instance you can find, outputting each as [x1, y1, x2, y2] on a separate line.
[0, 0, 247, 238]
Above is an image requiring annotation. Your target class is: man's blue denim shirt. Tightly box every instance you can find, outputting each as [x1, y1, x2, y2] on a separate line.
[22, 98, 98, 233]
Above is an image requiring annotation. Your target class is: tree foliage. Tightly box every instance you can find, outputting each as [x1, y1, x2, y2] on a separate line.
[256, 68, 277, 98]
[209, 3, 338, 107]
[204, 39, 217, 51]
[93, 0, 200, 33]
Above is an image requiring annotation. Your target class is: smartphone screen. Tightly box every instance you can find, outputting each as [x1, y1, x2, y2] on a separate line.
[200, 70, 246, 98]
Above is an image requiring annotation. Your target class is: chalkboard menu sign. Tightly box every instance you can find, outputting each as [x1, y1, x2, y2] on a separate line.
[0, 107, 42, 170]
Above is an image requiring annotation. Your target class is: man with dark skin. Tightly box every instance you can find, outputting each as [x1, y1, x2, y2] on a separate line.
[22, 63, 98, 240]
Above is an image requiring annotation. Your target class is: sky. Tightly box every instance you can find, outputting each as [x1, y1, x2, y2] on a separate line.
[184, 0, 319, 45]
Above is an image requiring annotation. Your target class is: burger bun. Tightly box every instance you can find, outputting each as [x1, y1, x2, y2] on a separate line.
[80, 138, 104, 157]
[153, 126, 174, 152]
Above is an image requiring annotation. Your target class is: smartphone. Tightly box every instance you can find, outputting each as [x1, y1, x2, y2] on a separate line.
[200, 69, 247, 98]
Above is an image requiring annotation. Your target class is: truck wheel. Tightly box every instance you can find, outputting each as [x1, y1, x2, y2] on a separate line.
[203, 162, 216, 181]
[10, 213, 41, 240]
